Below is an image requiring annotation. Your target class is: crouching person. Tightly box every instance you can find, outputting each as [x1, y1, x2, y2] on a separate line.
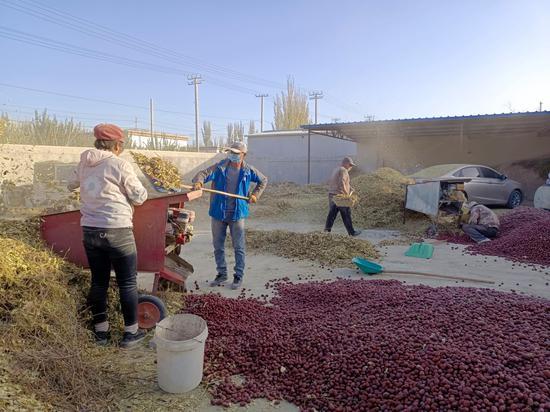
[461, 201, 500, 244]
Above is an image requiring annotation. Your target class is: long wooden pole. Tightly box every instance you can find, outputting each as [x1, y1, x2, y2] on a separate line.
[381, 270, 494, 284]
[180, 184, 250, 201]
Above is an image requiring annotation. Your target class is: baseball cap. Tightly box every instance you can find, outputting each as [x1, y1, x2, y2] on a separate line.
[93, 123, 125, 142]
[225, 142, 247, 154]
[343, 156, 356, 166]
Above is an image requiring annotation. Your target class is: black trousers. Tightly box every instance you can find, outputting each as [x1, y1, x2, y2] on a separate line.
[324, 198, 356, 235]
[83, 227, 138, 327]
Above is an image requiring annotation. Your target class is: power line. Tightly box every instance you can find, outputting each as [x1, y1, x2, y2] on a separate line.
[0, 107, 200, 135]
[0, 103, 135, 120]
[0, 82, 259, 122]
[0, 103, 229, 132]
[0, 0, 284, 90]
[0, 81, 146, 109]
[0, 25, 263, 98]
[0, 0, 368, 118]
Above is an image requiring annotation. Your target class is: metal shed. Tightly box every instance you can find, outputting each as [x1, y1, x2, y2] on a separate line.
[302, 111, 550, 178]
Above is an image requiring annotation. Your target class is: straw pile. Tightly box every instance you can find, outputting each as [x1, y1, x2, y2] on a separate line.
[253, 183, 326, 219]
[130, 152, 182, 191]
[245, 229, 379, 267]
[0, 219, 121, 410]
[351, 168, 422, 228]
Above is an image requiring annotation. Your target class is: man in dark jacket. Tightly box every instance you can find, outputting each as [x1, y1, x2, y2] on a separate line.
[192, 142, 267, 289]
[324, 157, 361, 236]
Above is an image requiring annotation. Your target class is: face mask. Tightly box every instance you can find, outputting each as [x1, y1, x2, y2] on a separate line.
[228, 153, 241, 163]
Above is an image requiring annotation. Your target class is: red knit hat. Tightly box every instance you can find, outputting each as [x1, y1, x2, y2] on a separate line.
[93, 123, 125, 142]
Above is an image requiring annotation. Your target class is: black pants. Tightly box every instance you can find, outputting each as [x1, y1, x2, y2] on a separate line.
[324, 198, 356, 235]
[83, 227, 138, 327]
[462, 224, 499, 243]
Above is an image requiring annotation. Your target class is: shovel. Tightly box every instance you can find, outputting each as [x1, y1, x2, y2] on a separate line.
[351, 257, 494, 284]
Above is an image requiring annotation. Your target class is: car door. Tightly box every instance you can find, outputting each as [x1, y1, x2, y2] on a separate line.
[454, 166, 488, 203]
[477, 167, 509, 204]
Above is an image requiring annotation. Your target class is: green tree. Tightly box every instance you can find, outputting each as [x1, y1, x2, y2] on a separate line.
[0, 110, 92, 146]
[201, 121, 213, 147]
[0, 113, 8, 142]
[273, 77, 310, 130]
[234, 122, 244, 142]
[226, 122, 245, 143]
[227, 123, 234, 144]
[248, 120, 256, 135]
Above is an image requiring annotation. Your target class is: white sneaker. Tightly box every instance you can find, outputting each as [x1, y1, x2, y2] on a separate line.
[477, 238, 491, 244]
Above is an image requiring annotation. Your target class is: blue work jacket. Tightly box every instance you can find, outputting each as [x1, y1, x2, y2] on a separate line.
[193, 159, 267, 221]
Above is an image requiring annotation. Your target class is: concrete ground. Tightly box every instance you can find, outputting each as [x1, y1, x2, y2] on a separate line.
[140, 204, 549, 300]
[133, 203, 550, 411]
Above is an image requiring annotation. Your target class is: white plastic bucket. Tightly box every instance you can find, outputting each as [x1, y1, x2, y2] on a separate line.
[153, 314, 208, 393]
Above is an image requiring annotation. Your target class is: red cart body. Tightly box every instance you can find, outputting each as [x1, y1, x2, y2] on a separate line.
[40, 191, 201, 328]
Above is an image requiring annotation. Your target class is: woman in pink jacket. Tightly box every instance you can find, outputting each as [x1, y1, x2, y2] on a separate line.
[69, 124, 147, 348]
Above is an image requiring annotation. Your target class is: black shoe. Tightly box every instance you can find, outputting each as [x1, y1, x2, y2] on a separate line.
[120, 330, 146, 349]
[231, 277, 243, 290]
[93, 330, 110, 346]
[350, 230, 362, 237]
[210, 274, 228, 287]
[324, 229, 331, 233]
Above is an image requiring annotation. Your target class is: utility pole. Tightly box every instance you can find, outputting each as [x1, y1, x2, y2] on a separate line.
[149, 98, 154, 139]
[255, 93, 268, 132]
[309, 91, 323, 124]
[188, 74, 202, 152]
[540, 101, 543, 112]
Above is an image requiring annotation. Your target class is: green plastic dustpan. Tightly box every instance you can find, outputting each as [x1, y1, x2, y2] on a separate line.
[352, 257, 384, 275]
[404, 242, 434, 259]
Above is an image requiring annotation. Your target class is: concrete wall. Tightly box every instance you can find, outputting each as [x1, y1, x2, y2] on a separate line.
[355, 130, 550, 199]
[247, 131, 356, 184]
[0, 144, 222, 211]
[357, 130, 550, 173]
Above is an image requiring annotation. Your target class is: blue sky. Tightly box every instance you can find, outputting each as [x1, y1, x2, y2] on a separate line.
[1, 0, 549, 141]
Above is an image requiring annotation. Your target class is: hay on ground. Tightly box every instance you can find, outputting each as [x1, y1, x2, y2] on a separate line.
[0, 219, 191, 410]
[0, 220, 120, 410]
[245, 229, 379, 267]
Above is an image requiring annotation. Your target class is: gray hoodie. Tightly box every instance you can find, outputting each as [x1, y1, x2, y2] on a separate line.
[68, 149, 147, 228]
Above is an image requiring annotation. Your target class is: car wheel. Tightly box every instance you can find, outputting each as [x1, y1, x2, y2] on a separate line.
[506, 190, 522, 209]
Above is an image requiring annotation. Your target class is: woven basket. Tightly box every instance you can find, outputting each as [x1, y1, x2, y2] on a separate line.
[332, 194, 358, 207]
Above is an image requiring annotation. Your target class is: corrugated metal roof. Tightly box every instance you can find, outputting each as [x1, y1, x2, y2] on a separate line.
[301, 110, 550, 129]
[247, 129, 305, 138]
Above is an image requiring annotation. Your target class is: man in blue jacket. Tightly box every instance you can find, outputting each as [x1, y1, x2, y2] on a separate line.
[192, 142, 267, 289]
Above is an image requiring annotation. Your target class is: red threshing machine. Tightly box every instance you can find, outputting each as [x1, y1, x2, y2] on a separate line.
[40, 191, 202, 329]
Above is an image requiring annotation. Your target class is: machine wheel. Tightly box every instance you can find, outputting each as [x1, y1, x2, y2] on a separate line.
[506, 190, 523, 209]
[137, 294, 167, 329]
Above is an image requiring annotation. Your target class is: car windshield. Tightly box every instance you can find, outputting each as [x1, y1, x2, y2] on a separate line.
[410, 164, 463, 178]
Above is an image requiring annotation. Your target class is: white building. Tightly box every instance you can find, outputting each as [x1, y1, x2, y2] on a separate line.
[247, 130, 357, 184]
[127, 129, 190, 149]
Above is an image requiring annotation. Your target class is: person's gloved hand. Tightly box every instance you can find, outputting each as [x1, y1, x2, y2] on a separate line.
[192, 182, 203, 191]
[249, 194, 257, 204]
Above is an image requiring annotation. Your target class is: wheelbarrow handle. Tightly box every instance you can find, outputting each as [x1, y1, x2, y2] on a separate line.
[180, 184, 250, 201]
